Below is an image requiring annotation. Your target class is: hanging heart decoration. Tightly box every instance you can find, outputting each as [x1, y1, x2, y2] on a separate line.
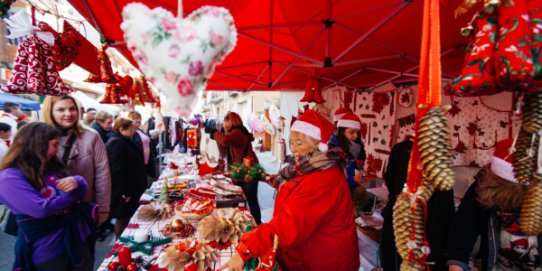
[121, 3, 237, 117]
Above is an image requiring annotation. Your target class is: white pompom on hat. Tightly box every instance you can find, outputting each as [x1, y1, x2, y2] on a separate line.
[337, 112, 361, 130]
[333, 107, 353, 122]
[291, 109, 335, 152]
[490, 138, 518, 183]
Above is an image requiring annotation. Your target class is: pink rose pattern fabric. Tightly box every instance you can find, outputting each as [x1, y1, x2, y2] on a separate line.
[1, 37, 72, 95]
[122, 3, 237, 117]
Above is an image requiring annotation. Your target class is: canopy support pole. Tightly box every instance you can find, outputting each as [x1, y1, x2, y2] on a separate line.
[247, 65, 270, 91]
[332, 1, 410, 64]
[271, 28, 325, 87]
[373, 47, 456, 89]
[239, 32, 323, 65]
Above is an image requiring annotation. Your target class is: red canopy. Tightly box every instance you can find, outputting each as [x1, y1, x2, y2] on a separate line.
[67, 0, 472, 91]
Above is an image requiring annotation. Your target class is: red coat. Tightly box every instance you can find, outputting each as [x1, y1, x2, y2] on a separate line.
[237, 166, 360, 271]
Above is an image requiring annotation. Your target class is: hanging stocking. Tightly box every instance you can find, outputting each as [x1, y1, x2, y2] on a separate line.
[527, 0, 542, 86]
[496, 0, 535, 89]
[446, 11, 499, 96]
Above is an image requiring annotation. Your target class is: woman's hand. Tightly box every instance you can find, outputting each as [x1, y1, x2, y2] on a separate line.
[121, 195, 131, 203]
[354, 174, 364, 185]
[56, 177, 78, 192]
[218, 252, 245, 271]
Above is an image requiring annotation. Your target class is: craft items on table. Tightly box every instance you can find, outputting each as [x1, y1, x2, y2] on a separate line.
[165, 176, 190, 191]
[161, 218, 196, 239]
[175, 197, 215, 221]
[197, 208, 253, 245]
[158, 239, 218, 271]
[121, 3, 237, 117]
[119, 235, 172, 255]
[137, 201, 174, 221]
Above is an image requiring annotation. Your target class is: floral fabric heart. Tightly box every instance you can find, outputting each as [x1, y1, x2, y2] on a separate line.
[121, 3, 237, 117]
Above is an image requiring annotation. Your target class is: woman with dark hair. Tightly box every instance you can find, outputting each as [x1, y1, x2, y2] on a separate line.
[0, 122, 95, 271]
[106, 117, 147, 237]
[42, 96, 111, 227]
[204, 111, 261, 225]
[332, 112, 366, 189]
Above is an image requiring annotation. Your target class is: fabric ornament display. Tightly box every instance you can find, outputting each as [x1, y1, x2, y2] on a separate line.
[37, 21, 82, 71]
[269, 104, 281, 128]
[1, 37, 72, 95]
[250, 113, 264, 133]
[446, 11, 499, 96]
[261, 114, 275, 135]
[495, 0, 535, 89]
[121, 3, 237, 117]
[527, 0, 542, 83]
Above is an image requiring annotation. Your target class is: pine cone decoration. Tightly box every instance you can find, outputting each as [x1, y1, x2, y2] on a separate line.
[522, 91, 542, 134]
[393, 182, 433, 262]
[417, 107, 455, 191]
[521, 178, 542, 235]
[513, 129, 539, 185]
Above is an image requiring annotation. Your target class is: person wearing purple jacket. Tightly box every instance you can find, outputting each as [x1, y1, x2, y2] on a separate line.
[0, 122, 96, 271]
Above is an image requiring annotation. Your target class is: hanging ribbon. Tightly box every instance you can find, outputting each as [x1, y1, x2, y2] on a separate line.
[406, 0, 442, 193]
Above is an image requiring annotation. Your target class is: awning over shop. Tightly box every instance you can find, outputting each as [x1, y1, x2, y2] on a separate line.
[67, 0, 473, 91]
[0, 92, 40, 111]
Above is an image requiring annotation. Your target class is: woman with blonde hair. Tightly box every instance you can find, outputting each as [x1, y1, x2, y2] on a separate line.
[91, 111, 113, 144]
[42, 95, 111, 227]
[127, 111, 157, 179]
[106, 117, 147, 237]
[204, 111, 261, 224]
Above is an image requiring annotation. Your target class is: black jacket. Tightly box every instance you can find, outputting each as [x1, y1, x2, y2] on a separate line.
[91, 121, 110, 144]
[447, 180, 542, 271]
[380, 140, 455, 271]
[106, 133, 147, 219]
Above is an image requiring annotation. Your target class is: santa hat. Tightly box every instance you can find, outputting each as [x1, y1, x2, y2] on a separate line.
[491, 139, 518, 183]
[291, 109, 334, 152]
[337, 112, 361, 130]
[333, 107, 353, 121]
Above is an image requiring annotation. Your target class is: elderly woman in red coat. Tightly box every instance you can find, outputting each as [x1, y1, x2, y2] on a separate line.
[220, 109, 360, 271]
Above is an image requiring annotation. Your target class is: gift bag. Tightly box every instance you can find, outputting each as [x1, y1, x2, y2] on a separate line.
[446, 12, 499, 96]
[495, 0, 535, 88]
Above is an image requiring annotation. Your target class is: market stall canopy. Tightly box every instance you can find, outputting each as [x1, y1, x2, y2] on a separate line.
[0, 92, 40, 111]
[67, 0, 472, 91]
